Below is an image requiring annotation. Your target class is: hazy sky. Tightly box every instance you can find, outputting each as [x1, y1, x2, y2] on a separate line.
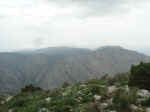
[0, 0, 150, 54]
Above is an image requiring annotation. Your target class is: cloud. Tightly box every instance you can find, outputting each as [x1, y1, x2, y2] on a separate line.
[49, 0, 149, 17]
[33, 38, 45, 47]
[0, 0, 150, 52]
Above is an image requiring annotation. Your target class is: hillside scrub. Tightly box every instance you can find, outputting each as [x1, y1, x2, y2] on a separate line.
[1, 62, 150, 112]
[129, 62, 150, 90]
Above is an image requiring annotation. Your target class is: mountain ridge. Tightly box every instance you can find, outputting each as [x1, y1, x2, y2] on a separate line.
[0, 46, 150, 93]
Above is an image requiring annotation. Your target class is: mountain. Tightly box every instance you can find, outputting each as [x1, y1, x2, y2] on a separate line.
[0, 46, 150, 93]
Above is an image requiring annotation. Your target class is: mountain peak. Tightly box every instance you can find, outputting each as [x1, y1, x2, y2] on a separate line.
[98, 46, 124, 50]
[96, 46, 125, 52]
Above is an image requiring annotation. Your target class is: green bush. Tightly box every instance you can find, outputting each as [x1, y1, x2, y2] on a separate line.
[62, 82, 71, 88]
[88, 84, 107, 96]
[21, 84, 42, 93]
[108, 73, 129, 86]
[84, 103, 100, 112]
[129, 62, 150, 90]
[112, 87, 138, 111]
[141, 97, 150, 107]
[8, 97, 28, 108]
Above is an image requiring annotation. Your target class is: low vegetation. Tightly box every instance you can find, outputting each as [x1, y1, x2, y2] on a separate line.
[1, 62, 150, 112]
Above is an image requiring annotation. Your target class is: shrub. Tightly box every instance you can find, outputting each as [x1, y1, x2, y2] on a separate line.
[108, 73, 129, 86]
[112, 87, 138, 111]
[129, 62, 150, 90]
[21, 84, 42, 93]
[8, 96, 28, 108]
[62, 82, 70, 88]
[88, 84, 108, 96]
[86, 77, 108, 86]
[141, 97, 150, 107]
[84, 103, 100, 112]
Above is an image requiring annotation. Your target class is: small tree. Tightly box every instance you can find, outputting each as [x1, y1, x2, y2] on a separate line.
[21, 84, 42, 93]
[129, 62, 150, 90]
[62, 82, 70, 88]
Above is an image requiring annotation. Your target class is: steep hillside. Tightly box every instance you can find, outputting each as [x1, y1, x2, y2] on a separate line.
[0, 46, 150, 93]
[1, 74, 150, 112]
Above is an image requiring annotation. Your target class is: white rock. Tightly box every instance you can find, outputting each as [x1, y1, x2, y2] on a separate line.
[94, 95, 101, 101]
[137, 98, 146, 103]
[137, 89, 150, 98]
[146, 108, 150, 112]
[8, 109, 13, 112]
[62, 92, 68, 96]
[45, 97, 51, 102]
[6, 96, 13, 102]
[99, 85, 106, 88]
[107, 98, 113, 105]
[1, 100, 5, 105]
[108, 86, 117, 94]
[110, 110, 117, 112]
[77, 91, 82, 94]
[80, 84, 87, 87]
[130, 104, 138, 111]
[100, 103, 108, 109]
[124, 85, 129, 92]
[39, 108, 49, 112]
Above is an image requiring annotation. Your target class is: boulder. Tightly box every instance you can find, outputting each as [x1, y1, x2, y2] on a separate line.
[100, 103, 108, 109]
[6, 96, 13, 102]
[137, 89, 150, 98]
[45, 97, 51, 102]
[124, 85, 129, 92]
[108, 86, 117, 94]
[0, 100, 5, 105]
[94, 95, 101, 101]
[109, 111, 117, 112]
[130, 104, 138, 111]
[39, 108, 49, 112]
[146, 108, 150, 112]
[8, 109, 13, 112]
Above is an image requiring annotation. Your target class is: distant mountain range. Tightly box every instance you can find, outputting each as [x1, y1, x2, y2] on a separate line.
[0, 46, 150, 93]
